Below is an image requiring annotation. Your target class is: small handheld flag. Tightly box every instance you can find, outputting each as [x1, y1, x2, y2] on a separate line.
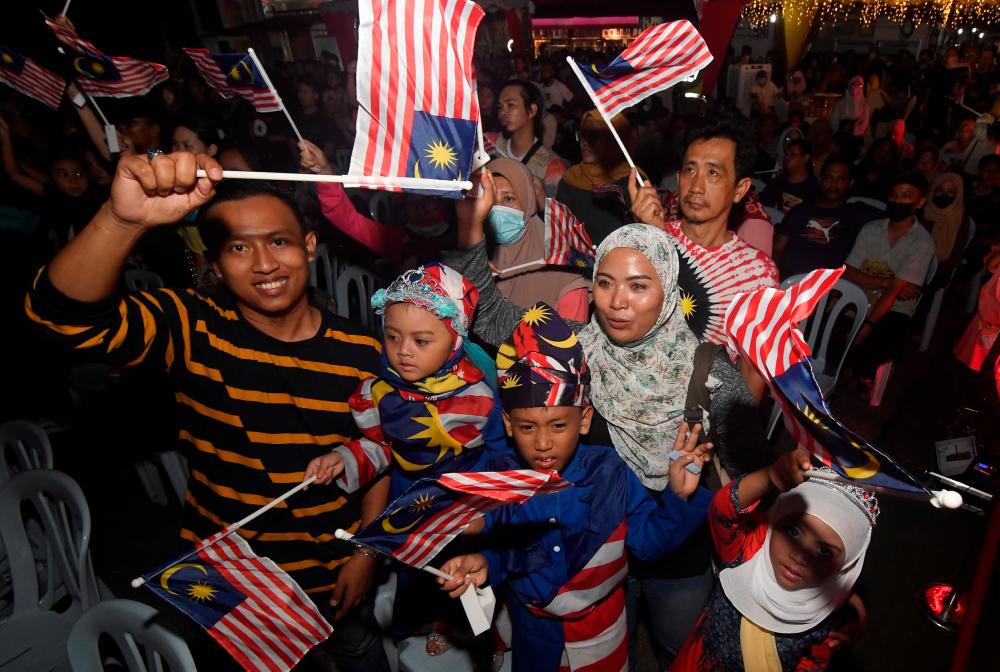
[0, 46, 65, 110]
[44, 16, 167, 97]
[350, 0, 485, 197]
[353, 469, 571, 569]
[497, 198, 595, 276]
[183, 48, 282, 112]
[724, 268, 936, 496]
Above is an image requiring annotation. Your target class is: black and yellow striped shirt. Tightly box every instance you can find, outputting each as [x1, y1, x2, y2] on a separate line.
[26, 269, 382, 596]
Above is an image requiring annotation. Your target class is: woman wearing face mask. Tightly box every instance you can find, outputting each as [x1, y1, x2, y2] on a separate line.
[445, 213, 773, 669]
[922, 172, 969, 275]
[479, 158, 591, 321]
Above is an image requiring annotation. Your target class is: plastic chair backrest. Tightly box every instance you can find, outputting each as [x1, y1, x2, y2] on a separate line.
[846, 196, 886, 211]
[924, 255, 939, 286]
[310, 242, 338, 295]
[67, 599, 197, 672]
[0, 469, 99, 615]
[335, 265, 379, 330]
[124, 269, 165, 292]
[779, 274, 869, 385]
[763, 206, 784, 224]
[0, 420, 54, 486]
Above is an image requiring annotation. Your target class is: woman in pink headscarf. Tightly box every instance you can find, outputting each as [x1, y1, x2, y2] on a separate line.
[831, 76, 873, 139]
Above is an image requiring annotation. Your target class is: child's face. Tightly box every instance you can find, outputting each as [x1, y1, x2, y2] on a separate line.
[50, 158, 88, 198]
[769, 512, 846, 590]
[502, 405, 593, 473]
[383, 303, 455, 382]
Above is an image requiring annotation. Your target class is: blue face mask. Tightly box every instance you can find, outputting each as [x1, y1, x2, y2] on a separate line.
[487, 205, 526, 245]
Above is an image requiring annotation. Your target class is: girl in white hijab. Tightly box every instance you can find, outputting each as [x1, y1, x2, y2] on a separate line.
[671, 449, 877, 671]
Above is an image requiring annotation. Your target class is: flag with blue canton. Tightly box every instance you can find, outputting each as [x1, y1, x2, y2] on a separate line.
[0, 46, 65, 110]
[350, 0, 485, 197]
[353, 469, 570, 568]
[141, 531, 332, 672]
[725, 267, 932, 495]
[183, 48, 282, 112]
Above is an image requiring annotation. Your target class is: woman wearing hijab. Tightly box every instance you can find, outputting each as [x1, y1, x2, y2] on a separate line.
[831, 76, 873, 140]
[556, 109, 646, 244]
[671, 450, 876, 671]
[923, 172, 970, 274]
[480, 158, 592, 321]
[445, 214, 773, 668]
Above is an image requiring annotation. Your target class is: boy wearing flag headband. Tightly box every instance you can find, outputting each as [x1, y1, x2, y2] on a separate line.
[438, 304, 712, 671]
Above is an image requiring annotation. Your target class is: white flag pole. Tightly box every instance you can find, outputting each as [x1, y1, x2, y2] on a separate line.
[494, 258, 546, 277]
[130, 477, 317, 588]
[246, 47, 304, 144]
[61, 0, 72, 17]
[805, 469, 962, 510]
[196, 168, 472, 192]
[334, 528, 453, 581]
[565, 55, 644, 187]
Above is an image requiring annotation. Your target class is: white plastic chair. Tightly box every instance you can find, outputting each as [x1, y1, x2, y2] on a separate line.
[846, 196, 887, 212]
[0, 420, 53, 485]
[123, 269, 165, 292]
[763, 206, 784, 225]
[0, 470, 103, 671]
[920, 220, 976, 351]
[309, 242, 339, 296]
[767, 275, 869, 439]
[335, 265, 380, 330]
[67, 599, 196, 672]
[368, 192, 391, 225]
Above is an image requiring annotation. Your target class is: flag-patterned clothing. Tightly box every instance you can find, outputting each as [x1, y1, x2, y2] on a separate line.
[45, 17, 168, 97]
[670, 481, 855, 672]
[183, 48, 281, 112]
[663, 219, 778, 349]
[350, 0, 483, 196]
[0, 46, 65, 109]
[143, 531, 333, 672]
[26, 270, 381, 596]
[577, 20, 712, 118]
[724, 268, 931, 495]
[544, 199, 596, 270]
[479, 446, 711, 671]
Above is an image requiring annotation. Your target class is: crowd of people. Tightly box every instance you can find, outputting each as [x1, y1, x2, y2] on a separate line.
[3, 16, 1000, 672]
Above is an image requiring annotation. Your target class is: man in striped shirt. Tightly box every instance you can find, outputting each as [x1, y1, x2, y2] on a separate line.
[26, 151, 389, 671]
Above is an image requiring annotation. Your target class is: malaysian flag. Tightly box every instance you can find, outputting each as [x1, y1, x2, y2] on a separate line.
[544, 198, 596, 269]
[355, 469, 570, 568]
[141, 531, 332, 672]
[0, 46, 65, 110]
[350, 0, 484, 196]
[183, 48, 281, 112]
[725, 267, 931, 495]
[45, 16, 167, 97]
[578, 20, 712, 117]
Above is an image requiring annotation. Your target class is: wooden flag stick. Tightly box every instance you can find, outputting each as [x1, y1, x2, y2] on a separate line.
[130, 477, 317, 588]
[565, 56, 644, 187]
[805, 469, 962, 510]
[246, 48, 304, 144]
[197, 168, 473, 192]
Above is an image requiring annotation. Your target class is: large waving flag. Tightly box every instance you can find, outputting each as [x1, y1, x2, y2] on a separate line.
[544, 198, 596, 270]
[0, 46, 65, 110]
[44, 16, 167, 97]
[183, 48, 281, 112]
[725, 268, 932, 495]
[140, 531, 331, 672]
[355, 469, 570, 568]
[578, 20, 712, 117]
[350, 0, 484, 196]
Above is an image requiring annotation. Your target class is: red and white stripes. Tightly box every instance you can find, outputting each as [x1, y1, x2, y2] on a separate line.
[0, 53, 65, 110]
[183, 48, 282, 113]
[544, 198, 596, 267]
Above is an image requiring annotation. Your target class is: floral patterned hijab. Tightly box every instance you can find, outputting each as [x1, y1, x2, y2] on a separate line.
[577, 224, 700, 490]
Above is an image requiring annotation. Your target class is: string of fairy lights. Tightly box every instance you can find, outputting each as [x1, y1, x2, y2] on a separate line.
[742, 0, 1000, 29]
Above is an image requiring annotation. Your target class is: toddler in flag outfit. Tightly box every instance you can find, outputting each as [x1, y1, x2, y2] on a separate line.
[438, 303, 712, 671]
[670, 450, 876, 672]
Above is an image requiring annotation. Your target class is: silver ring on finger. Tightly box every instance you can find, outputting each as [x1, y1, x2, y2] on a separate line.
[146, 148, 166, 164]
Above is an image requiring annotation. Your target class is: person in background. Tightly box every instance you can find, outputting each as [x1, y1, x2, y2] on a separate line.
[489, 80, 566, 196]
[966, 154, 1000, 238]
[831, 76, 873, 140]
[759, 139, 820, 215]
[888, 119, 915, 163]
[537, 60, 573, 110]
[939, 119, 978, 174]
[295, 77, 346, 160]
[914, 143, 941, 184]
[556, 109, 644, 244]
[117, 99, 163, 156]
[955, 246, 1000, 373]
[751, 69, 781, 113]
[922, 172, 970, 277]
[852, 137, 899, 202]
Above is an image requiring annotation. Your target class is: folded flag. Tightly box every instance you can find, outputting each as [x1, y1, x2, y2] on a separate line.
[355, 469, 571, 568]
[350, 0, 484, 196]
[544, 198, 596, 270]
[44, 16, 167, 97]
[0, 46, 65, 110]
[725, 267, 931, 495]
[183, 48, 281, 112]
[578, 20, 712, 118]
[140, 531, 332, 672]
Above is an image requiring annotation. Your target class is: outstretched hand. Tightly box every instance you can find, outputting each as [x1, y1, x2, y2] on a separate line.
[472, 168, 496, 224]
[107, 152, 223, 230]
[299, 139, 333, 175]
[627, 168, 664, 229]
[768, 448, 813, 492]
[668, 422, 712, 500]
[437, 553, 488, 599]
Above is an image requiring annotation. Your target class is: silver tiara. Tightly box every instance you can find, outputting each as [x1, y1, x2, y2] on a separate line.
[370, 267, 467, 336]
[810, 467, 880, 526]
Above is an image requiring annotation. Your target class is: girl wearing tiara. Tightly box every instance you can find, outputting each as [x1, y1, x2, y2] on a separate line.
[671, 449, 876, 672]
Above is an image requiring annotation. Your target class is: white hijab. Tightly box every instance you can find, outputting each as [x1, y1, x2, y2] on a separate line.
[719, 479, 875, 634]
[577, 224, 700, 491]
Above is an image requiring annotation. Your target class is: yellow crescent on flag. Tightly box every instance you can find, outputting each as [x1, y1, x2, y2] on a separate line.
[160, 563, 208, 596]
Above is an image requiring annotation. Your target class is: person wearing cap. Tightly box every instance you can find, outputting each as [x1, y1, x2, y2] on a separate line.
[437, 303, 712, 672]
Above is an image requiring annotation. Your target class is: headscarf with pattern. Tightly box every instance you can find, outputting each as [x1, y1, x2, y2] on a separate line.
[577, 224, 700, 490]
[496, 303, 590, 409]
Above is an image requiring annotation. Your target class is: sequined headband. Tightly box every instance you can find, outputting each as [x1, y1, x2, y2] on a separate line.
[371, 267, 467, 336]
[810, 468, 880, 526]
